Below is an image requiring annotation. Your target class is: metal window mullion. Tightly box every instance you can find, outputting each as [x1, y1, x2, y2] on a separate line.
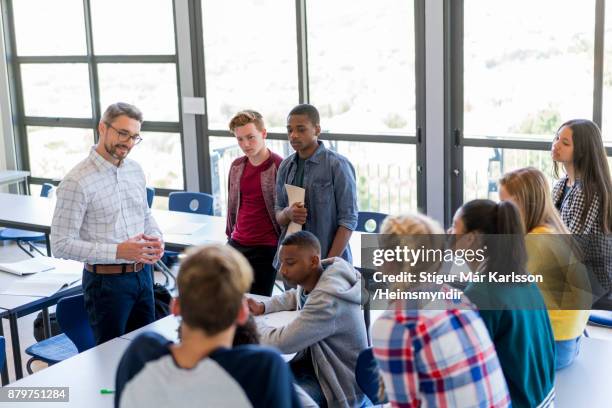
[462, 137, 552, 151]
[141, 121, 181, 133]
[446, 0, 464, 225]
[296, 0, 309, 103]
[2, 0, 29, 175]
[172, 0, 187, 191]
[415, 0, 427, 214]
[24, 117, 94, 128]
[93, 55, 176, 63]
[191, 0, 212, 194]
[83, 0, 100, 140]
[17, 55, 88, 63]
[593, 0, 605, 128]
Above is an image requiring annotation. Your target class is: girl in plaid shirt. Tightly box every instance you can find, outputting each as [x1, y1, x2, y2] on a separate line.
[372, 213, 510, 408]
[551, 119, 612, 297]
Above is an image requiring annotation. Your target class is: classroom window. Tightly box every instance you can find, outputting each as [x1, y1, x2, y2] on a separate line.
[97, 63, 179, 122]
[26, 127, 95, 180]
[201, 0, 298, 132]
[306, 0, 416, 135]
[5, 0, 184, 194]
[463, 0, 595, 140]
[20, 64, 91, 118]
[128, 131, 184, 190]
[12, 0, 86, 56]
[90, 0, 176, 55]
[463, 147, 557, 202]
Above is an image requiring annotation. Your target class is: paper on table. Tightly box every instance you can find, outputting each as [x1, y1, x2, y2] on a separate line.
[1, 271, 81, 297]
[285, 184, 306, 235]
[165, 222, 205, 235]
[0, 258, 55, 276]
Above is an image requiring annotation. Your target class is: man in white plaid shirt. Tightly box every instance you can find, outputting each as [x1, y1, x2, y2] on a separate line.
[51, 102, 164, 344]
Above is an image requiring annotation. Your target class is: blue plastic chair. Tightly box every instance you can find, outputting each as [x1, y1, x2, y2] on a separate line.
[0, 336, 5, 375]
[0, 183, 55, 257]
[357, 211, 388, 233]
[588, 310, 612, 327]
[355, 348, 388, 406]
[162, 192, 214, 280]
[356, 212, 387, 345]
[168, 192, 214, 215]
[24, 294, 94, 373]
[146, 187, 155, 208]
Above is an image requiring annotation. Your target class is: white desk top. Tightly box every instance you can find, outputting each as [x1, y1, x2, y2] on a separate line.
[3, 337, 130, 408]
[0, 170, 29, 186]
[554, 337, 612, 408]
[120, 299, 299, 362]
[0, 258, 83, 310]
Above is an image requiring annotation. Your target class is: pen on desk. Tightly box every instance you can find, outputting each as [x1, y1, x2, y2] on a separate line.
[100, 389, 115, 394]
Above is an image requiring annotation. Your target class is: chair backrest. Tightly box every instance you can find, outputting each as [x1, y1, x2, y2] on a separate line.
[355, 348, 388, 405]
[0, 336, 5, 371]
[40, 183, 55, 198]
[169, 192, 214, 215]
[146, 187, 155, 208]
[357, 212, 388, 233]
[56, 294, 95, 353]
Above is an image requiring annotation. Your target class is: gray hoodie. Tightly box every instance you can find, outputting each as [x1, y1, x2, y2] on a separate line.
[259, 258, 367, 408]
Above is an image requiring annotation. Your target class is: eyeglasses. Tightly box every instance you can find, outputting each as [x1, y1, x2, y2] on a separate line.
[105, 122, 143, 145]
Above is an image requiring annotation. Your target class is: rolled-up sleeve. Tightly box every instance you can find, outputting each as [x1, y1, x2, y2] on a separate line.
[51, 178, 117, 263]
[333, 158, 358, 231]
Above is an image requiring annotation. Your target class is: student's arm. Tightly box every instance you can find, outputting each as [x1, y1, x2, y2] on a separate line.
[261, 290, 298, 314]
[275, 166, 290, 226]
[373, 320, 421, 407]
[258, 291, 337, 354]
[51, 179, 117, 263]
[327, 226, 353, 258]
[328, 158, 358, 258]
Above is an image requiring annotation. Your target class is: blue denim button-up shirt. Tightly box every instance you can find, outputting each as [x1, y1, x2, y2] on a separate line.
[274, 141, 358, 269]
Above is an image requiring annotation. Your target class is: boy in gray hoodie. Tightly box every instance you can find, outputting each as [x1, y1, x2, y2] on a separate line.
[248, 231, 367, 408]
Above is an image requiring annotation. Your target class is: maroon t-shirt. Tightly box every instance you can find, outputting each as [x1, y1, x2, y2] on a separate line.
[231, 155, 278, 247]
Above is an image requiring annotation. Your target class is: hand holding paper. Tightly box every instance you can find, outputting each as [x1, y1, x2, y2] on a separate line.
[285, 184, 306, 235]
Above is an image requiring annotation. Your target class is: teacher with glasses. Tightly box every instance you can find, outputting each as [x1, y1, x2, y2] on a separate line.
[51, 102, 164, 344]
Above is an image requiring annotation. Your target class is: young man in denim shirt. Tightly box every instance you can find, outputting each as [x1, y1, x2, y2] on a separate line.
[274, 104, 358, 270]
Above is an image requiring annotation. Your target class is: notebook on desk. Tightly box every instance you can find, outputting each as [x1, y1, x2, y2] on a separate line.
[0, 258, 56, 276]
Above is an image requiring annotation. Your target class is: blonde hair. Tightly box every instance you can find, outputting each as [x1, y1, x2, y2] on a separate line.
[177, 244, 253, 335]
[379, 213, 445, 288]
[499, 167, 569, 234]
[228, 110, 265, 133]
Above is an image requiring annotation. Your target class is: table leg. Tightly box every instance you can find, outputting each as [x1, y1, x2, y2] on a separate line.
[0, 320, 8, 385]
[42, 308, 51, 339]
[45, 233, 51, 257]
[9, 314, 23, 380]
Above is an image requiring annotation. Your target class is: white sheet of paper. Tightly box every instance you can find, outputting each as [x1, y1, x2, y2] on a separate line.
[0, 258, 55, 276]
[285, 184, 306, 235]
[165, 222, 205, 235]
[1, 271, 81, 297]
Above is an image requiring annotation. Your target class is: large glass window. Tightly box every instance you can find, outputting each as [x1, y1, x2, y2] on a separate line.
[90, 0, 176, 55]
[202, 1, 421, 216]
[307, 0, 415, 135]
[454, 0, 602, 218]
[26, 127, 94, 180]
[98, 63, 179, 122]
[464, 0, 595, 140]
[6, 0, 183, 194]
[202, 0, 298, 132]
[12, 0, 86, 56]
[20, 64, 91, 118]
